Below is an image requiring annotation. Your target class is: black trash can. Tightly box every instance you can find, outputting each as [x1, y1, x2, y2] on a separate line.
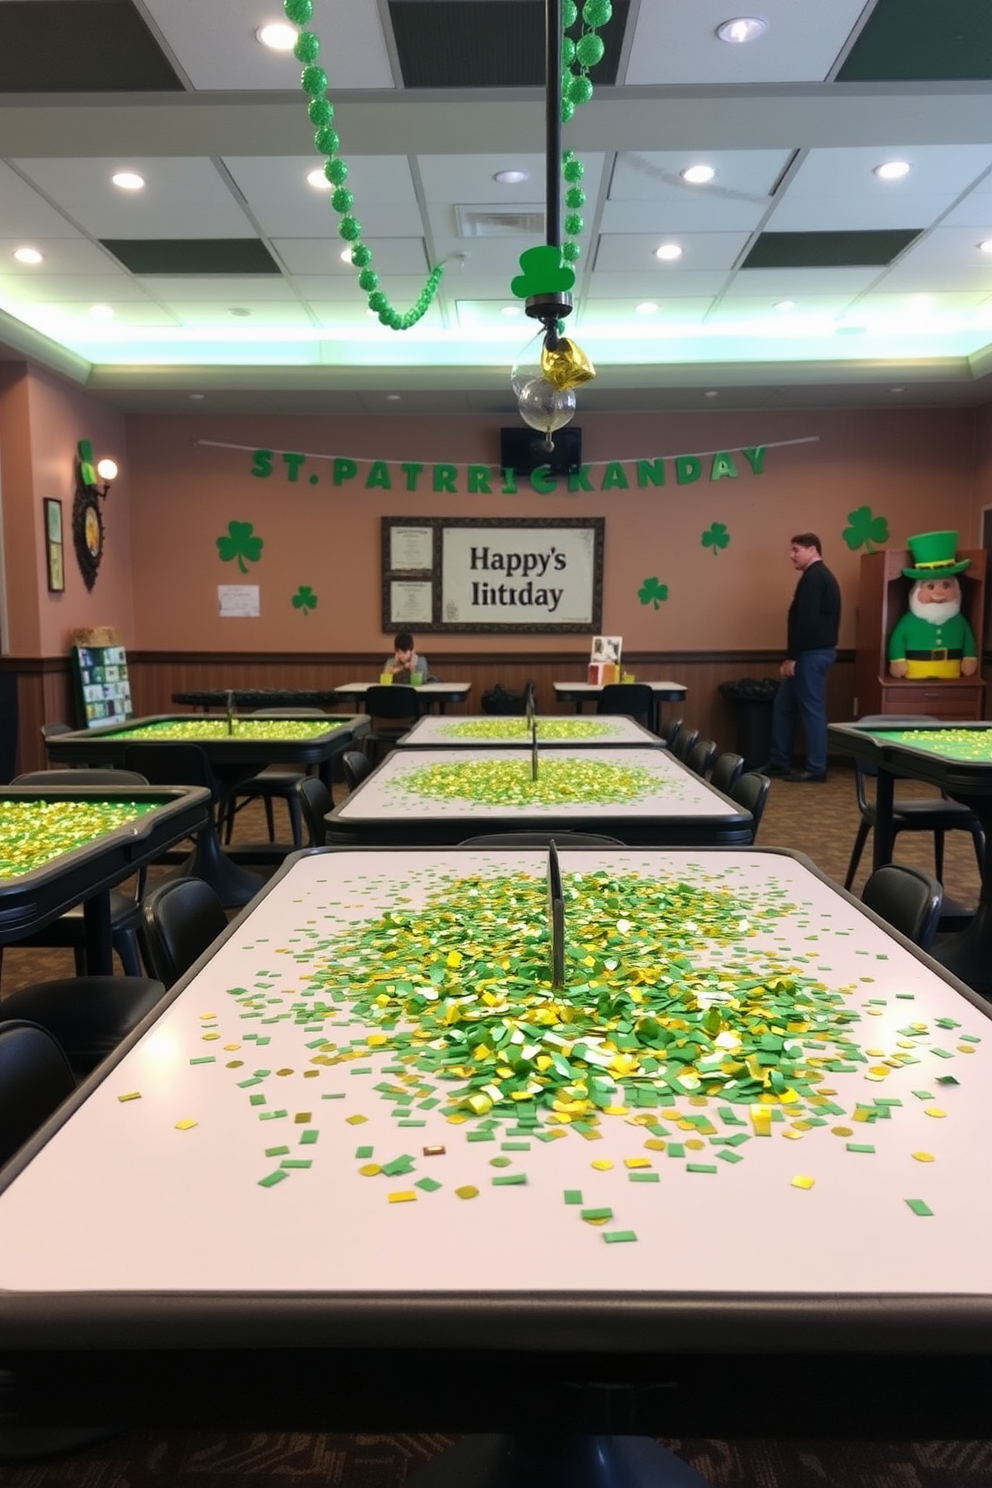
[718, 678, 779, 769]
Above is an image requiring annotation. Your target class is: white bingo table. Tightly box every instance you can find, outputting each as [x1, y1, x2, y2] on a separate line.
[398, 715, 661, 749]
[325, 747, 749, 846]
[0, 846, 990, 1461]
[553, 681, 687, 734]
[333, 682, 472, 714]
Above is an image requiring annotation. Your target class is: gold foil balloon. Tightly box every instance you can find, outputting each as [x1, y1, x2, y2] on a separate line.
[541, 336, 596, 390]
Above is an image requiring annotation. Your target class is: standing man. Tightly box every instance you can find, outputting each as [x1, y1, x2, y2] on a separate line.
[764, 533, 841, 783]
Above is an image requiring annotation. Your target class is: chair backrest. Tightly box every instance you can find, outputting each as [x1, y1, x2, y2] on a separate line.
[122, 742, 216, 791]
[295, 775, 333, 845]
[341, 750, 373, 793]
[686, 738, 718, 776]
[730, 771, 771, 840]
[595, 683, 654, 727]
[13, 768, 150, 787]
[0, 1020, 76, 1169]
[664, 717, 684, 748]
[710, 751, 745, 794]
[861, 863, 943, 950]
[671, 727, 699, 762]
[141, 878, 229, 986]
[459, 831, 624, 847]
[365, 685, 422, 722]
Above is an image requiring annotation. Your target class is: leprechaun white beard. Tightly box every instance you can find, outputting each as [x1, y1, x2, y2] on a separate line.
[908, 593, 960, 625]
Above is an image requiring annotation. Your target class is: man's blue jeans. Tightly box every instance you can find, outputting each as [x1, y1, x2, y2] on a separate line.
[769, 648, 837, 774]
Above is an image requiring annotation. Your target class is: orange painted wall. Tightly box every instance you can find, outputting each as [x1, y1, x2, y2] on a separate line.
[0, 364, 133, 657]
[126, 406, 979, 655]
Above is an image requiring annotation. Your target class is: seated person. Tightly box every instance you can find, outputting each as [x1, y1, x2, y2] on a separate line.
[382, 632, 432, 684]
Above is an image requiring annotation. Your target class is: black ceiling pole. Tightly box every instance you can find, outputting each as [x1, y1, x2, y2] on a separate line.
[546, 0, 562, 252]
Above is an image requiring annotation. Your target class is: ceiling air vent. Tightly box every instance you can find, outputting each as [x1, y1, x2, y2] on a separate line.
[455, 206, 545, 238]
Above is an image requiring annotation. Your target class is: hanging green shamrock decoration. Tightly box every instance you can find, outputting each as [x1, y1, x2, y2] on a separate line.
[842, 506, 889, 553]
[216, 521, 264, 575]
[638, 577, 669, 610]
[702, 522, 730, 555]
[292, 585, 318, 614]
[282, 0, 443, 329]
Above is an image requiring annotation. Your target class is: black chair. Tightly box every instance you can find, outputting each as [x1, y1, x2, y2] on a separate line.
[2, 768, 152, 979]
[730, 771, 771, 842]
[861, 863, 943, 951]
[363, 685, 422, 765]
[686, 738, 718, 777]
[664, 717, 684, 748]
[0, 1020, 77, 1169]
[341, 749, 373, 793]
[295, 775, 333, 846]
[460, 831, 624, 847]
[141, 878, 229, 987]
[0, 976, 166, 1081]
[220, 708, 327, 848]
[710, 751, 745, 794]
[671, 727, 699, 763]
[595, 683, 655, 731]
[844, 714, 985, 890]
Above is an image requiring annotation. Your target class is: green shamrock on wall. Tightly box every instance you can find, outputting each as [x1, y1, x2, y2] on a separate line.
[702, 521, 730, 555]
[216, 520, 264, 574]
[842, 505, 889, 553]
[638, 576, 669, 610]
[292, 585, 318, 615]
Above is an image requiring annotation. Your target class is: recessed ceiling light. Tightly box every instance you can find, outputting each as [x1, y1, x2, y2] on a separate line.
[89, 303, 115, 319]
[980, 240, 992, 255]
[111, 171, 145, 191]
[716, 17, 767, 44]
[681, 164, 715, 185]
[307, 168, 331, 190]
[655, 243, 683, 261]
[501, 305, 522, 316]
[704, 390, 719, 398]
[188, 392, 205, 400]
[890, 386, 906, 394]
[256, 22, 297, 50]
[340, 247, 352, 263]
[774, 299, 797, 311]
[636, 301, 659, 315]
[494, 169, 529, 185]
[13, 246, 43, 264]
[228, 307, 252, 317]
[386, 394, 401, 401]
[873, 161, 910, 180]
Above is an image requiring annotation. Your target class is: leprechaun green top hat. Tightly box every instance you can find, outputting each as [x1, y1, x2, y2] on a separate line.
[902, 530, 971, 580]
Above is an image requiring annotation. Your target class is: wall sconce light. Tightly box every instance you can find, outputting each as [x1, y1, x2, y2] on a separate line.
[73, 439, 121, 589]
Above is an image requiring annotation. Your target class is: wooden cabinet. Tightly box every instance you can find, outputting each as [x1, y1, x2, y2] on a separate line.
[853, 548, 986, 720]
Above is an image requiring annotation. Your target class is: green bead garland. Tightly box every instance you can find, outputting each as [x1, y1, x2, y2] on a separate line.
[282, 0, 443, 330]
[556, 0, 615, 271]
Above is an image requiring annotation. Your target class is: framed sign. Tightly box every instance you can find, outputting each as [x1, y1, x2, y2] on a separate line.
[44, 498, 65, 593]
[381, 516, 603, 633]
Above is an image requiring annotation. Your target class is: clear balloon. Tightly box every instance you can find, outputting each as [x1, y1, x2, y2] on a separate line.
[517, 378, 577, 441]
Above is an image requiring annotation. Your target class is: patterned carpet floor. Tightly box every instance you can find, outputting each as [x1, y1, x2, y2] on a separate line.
[1, 766, 989, 1484]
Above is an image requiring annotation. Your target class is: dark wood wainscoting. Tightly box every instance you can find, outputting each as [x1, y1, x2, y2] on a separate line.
[3, 650, 857, 781]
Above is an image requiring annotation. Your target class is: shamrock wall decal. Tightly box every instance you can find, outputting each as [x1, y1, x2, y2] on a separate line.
[842, 505, 889, 553]
[638, 576, 669, 610]
[292, 585, 318, 615]
[702, 521, 730, 554]
[216, 520, 264, 574]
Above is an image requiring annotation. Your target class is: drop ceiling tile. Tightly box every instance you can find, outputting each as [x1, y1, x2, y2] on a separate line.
[0, 238, 123, 274]
[784, 145, 992, 200]
[418, 154, 607, 204]
[0, 164, 87, 238]
[222, 155, 420, 237]
[142, 0, 395, 91]
[12, 301, 181, 330]
[624, 0, 870, 85]
[13, 159, 254, 239]
[600, 197, 770, 235]
[730, 266, 882, 293]
[276, 237, 430, 277]
[577, 298, 716, 326]
[308, 289, 447, 328]
[132, 276, 299, 303]
[710, 292, 861, 316]
[0, 274, 163, 305]
[881, 224, 992, 269]
[586, 270, 732, 298]
[594, 231, 752, 273]
[609, 151, 791, 203]
[168, 302, 316, 328]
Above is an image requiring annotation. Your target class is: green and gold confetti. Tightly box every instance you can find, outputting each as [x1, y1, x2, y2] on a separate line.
[0, 798, 157, 878]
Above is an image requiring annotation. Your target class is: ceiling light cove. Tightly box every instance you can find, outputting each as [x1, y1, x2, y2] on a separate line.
[716, 17, 767, 44]
[256, 22, 297, 50]
[111, 171, 145, 191]
[681, 165, 715, 185]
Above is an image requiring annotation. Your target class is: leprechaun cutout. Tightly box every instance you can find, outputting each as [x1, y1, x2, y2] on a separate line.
[887, 531, 978, 680]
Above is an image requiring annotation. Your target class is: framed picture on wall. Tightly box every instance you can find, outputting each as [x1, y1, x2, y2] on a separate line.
[44, 498, 65, 593]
